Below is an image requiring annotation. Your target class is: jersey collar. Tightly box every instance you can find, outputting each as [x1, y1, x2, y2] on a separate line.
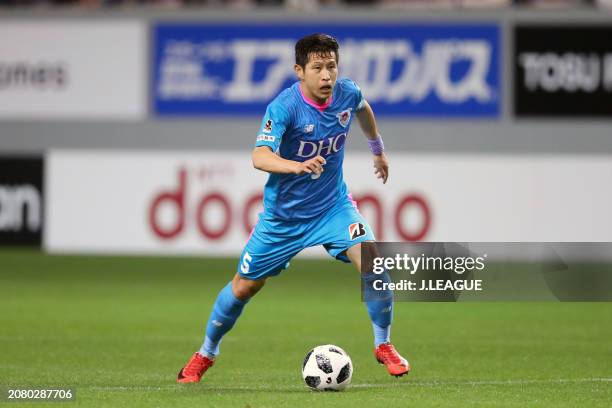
[298, 83, 333, 113]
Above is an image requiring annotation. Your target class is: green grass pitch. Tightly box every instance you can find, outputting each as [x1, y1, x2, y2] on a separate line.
[0, 249, 610, 407]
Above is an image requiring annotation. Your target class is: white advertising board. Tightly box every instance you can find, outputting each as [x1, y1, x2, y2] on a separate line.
[45, 150, 612, 255]
[0, 21, 145, 119]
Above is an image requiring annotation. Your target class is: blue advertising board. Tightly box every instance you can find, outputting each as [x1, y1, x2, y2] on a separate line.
[153, 23, 500, 117]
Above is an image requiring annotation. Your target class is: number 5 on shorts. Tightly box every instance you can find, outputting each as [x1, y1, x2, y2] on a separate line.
[240, 252, 252, 274]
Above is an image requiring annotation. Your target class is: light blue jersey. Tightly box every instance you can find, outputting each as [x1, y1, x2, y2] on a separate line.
[237, 78, 375, 280]
[255, 78, 366, 221]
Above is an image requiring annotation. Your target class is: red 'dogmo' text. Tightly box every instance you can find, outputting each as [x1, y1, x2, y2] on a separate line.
[148, 168, 432, 242]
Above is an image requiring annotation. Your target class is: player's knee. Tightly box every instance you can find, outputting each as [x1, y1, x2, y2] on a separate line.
[232, 274, 266, 301]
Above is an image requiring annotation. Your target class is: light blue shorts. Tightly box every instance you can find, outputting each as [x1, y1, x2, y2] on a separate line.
[237, 196, 375, 280]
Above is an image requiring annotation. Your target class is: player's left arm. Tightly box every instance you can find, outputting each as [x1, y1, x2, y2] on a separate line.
[356, 100, 389, 184]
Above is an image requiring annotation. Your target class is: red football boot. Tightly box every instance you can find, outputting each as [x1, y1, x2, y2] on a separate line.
[375, 343, 411, 377]
[177, 352, 215, 383]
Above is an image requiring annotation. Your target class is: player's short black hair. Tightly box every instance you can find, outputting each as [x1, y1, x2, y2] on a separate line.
[295, 33, 339, 68]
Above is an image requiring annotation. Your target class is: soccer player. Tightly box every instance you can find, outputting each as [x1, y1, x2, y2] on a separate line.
[177, 33, 410, 383]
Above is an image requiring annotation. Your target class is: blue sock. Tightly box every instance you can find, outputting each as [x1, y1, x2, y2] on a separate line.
[372, 323, 391, 346]
[362, 272, 393, 346]
[199, 282, 248, 358]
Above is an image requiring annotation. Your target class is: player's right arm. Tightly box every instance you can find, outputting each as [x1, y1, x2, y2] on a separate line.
[252, 99, 325, 176]
[252, 146, 326, 176]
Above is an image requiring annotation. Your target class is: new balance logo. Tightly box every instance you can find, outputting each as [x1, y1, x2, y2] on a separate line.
[349, 222, 366, 240]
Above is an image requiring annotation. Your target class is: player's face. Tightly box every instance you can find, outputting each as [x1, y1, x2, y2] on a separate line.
[295, 52, 338, 104]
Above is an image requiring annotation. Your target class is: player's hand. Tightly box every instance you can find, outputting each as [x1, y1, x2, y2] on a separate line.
[373, 153, 389, 184]
[295, 156, 326, 177]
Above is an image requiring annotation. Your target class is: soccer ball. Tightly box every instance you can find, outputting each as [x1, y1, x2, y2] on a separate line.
[302, 345, 353, 391]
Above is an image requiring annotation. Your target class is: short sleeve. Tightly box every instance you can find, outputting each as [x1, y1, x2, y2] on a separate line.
[255, 102, 290, 152]
[349, 79, 366, 111]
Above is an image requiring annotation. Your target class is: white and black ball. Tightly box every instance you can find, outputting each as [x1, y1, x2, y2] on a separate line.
[302, 345, 353, 391]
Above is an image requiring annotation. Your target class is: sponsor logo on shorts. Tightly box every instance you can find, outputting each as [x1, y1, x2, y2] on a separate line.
[349, 222, 366, 240]
[263, 119, 273, 133]
[256, 134, 275, 143]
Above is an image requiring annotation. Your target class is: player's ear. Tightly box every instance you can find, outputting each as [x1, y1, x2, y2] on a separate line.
[294, 64, 304, 81]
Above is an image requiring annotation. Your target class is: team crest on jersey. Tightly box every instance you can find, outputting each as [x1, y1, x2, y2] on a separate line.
[337, 108, 352, 128]
[263, 119, 273, 133]
[304, 124, 314, 133]
[349, 222, 366, 240]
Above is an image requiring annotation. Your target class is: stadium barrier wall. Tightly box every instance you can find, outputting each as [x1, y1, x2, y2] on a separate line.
[45, 150, 612, 258]
[0, 12, 611, 155]
[0, 12, 610, 259]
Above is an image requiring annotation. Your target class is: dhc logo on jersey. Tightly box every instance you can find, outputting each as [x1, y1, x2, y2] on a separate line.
[297, 133, 346, 158]
[153, 23, 501, 117]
